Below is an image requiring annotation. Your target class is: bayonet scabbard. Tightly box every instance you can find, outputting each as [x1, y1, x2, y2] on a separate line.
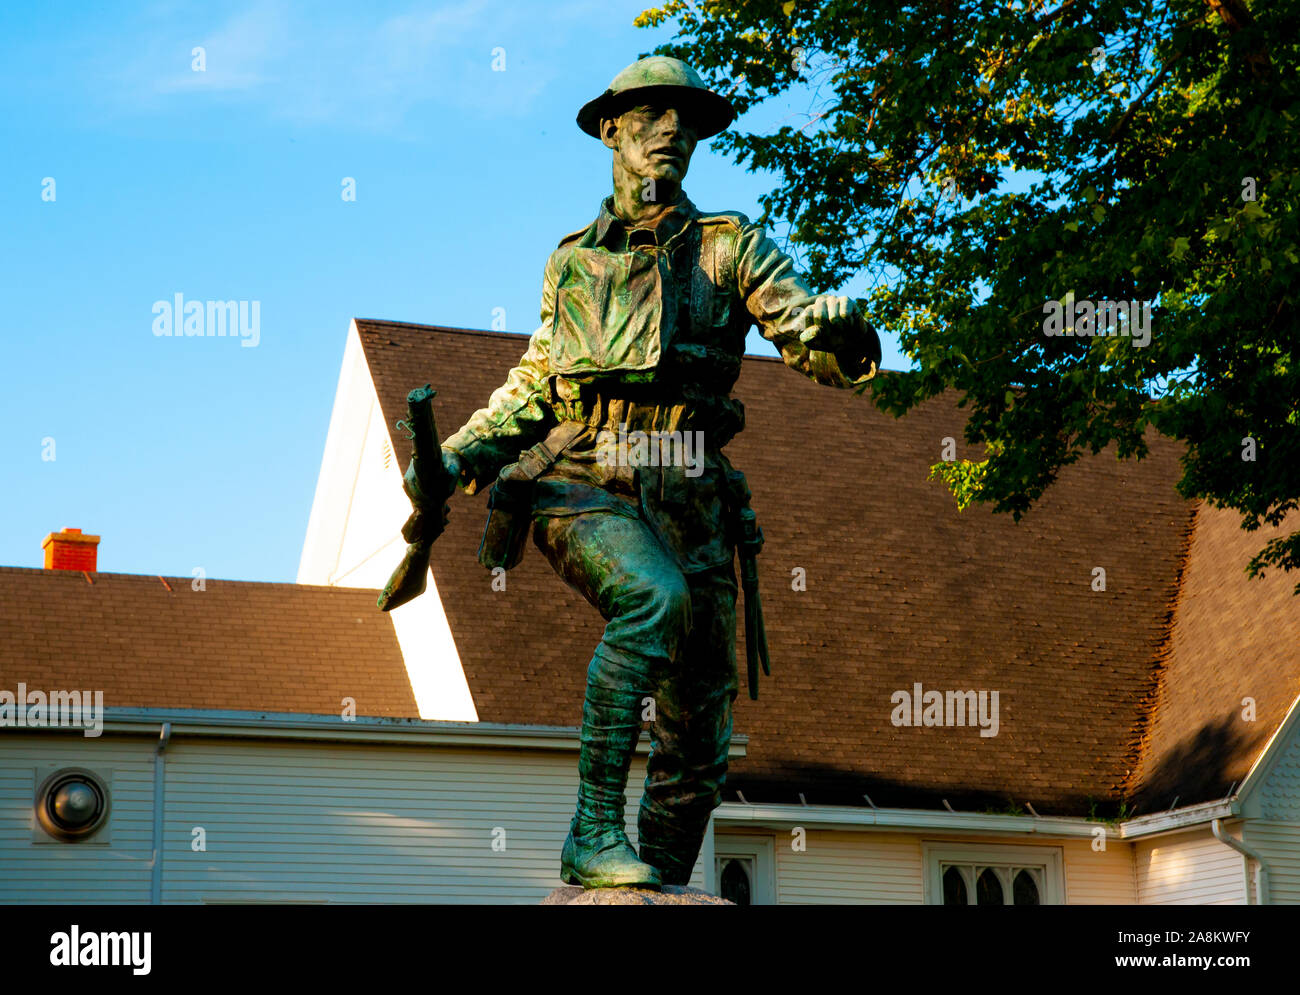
[726, 469, 771, 700]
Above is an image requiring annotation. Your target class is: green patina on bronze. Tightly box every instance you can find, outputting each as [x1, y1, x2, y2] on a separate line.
[384, 56, 881, 891]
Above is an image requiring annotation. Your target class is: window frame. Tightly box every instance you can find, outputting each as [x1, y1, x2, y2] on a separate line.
[713, 833, 776, 905]
[922, 841, 1065, 905]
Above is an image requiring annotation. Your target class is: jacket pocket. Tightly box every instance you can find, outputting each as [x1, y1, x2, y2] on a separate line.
[551, 247, 668, 375]
[688, 225, 737, 352]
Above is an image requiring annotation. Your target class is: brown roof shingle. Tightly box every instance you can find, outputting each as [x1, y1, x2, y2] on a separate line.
[0, 567, 416, 717]
[1128, 504, 1300, 810]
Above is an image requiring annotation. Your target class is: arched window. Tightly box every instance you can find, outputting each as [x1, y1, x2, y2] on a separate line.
[719, 858, 752, 906]
[942, 866, 969, 905]
[976, 868, 1005, 905]
[929, 846, 1061, 904]
[1013, 868, 1041, 906]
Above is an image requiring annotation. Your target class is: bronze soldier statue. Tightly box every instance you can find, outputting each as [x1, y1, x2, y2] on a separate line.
[401, 57, 880, 890]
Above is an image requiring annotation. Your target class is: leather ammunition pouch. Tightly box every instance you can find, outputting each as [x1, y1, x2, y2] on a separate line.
[477, 420, 589, 571]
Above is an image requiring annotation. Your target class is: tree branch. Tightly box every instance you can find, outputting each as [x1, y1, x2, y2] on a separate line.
[1108, 51, 1184, 142]
[1032, 1, 1076, 28]
[1205, 0, 1272, 76]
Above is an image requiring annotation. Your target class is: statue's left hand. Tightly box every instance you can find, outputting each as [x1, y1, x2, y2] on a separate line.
[798, 295, 862, 356]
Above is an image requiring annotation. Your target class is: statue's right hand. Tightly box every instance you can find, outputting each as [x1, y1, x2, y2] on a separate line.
[441, 448, 467, 499]
[403, 448, 462, 509]
[400, 504, 449, 544]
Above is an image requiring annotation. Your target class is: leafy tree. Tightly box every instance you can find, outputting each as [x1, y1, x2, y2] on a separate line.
[637, 0, 1299, 590]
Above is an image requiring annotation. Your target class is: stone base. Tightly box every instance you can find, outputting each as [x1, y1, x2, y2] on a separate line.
[542, 885, 733, 906]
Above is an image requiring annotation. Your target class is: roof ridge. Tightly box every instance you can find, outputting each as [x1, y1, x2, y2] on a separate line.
[352, 317, 899, 369]
[353, 319, 532, 344]
[0, 563, 383, 596]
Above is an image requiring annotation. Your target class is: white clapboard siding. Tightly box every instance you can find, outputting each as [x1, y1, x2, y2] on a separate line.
[0, 734, 157, 904]
[1061, 838, 1137, 904]
[768, 831, 1134, 905]
[774, 830, 924, 904]
[1134, 827, 1247, 904]
[1241, 821, 1300, 904]
[158, 738, 650, 904]
[1254, 708, 1300, 823]
[1, 732, 676, 904]
[1234, 715, 1300, 904]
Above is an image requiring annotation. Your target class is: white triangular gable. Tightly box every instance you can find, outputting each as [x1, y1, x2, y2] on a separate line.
[299, 321, 477, 721]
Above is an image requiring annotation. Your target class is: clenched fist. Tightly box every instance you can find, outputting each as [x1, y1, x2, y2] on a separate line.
[798, 295, 861, 356]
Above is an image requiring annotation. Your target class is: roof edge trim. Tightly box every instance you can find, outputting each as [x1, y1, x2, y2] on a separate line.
[714, 797, 1246, 837]
[1, 706, 747, 756]
[715, 801, 1119, 838]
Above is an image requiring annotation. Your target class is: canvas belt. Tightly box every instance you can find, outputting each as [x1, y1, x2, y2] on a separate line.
[547, 380, 743, 444]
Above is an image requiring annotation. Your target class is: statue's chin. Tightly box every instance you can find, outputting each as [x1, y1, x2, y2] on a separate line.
[645, 166, 685, 185]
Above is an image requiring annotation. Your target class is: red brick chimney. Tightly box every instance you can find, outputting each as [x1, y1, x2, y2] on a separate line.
[42, 528, 100, 572]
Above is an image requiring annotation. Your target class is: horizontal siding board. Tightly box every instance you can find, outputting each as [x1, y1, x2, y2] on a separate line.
[2, 733, 627, 904]
[9, 733, 1290, 904]
[768, 832, 1134, 904]
[160, 740, 642, 903]
[1242, 821, 1300, 904]
[1063, 838, 1136, 904]
[1135, 828, 1246, 905]
[775, 830, 924, 904]
[0, 735, 156, 903]
[1255, 722, 1300, 822]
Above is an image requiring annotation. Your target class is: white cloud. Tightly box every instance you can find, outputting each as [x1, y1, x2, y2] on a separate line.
[153, 1, 288, 93]
[95, 0, 648, 133]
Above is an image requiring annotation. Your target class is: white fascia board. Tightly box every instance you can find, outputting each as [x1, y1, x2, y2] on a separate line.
[714, 797, 1244, 840]
[5, 706, 751, 756]
[715, 802, 1116, 839]
[1116, 800, 1242, 838]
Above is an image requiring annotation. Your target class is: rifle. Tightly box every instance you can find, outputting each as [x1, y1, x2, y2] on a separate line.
[377, 385, 453, 612]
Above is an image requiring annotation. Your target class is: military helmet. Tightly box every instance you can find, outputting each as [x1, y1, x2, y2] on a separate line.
[577, 56, 736, 140]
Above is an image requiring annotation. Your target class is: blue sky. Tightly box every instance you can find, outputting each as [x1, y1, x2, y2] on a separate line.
[0, 1, 906, 582]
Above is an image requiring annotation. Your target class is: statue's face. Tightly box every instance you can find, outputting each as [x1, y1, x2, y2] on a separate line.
[601, 99, 699, 186]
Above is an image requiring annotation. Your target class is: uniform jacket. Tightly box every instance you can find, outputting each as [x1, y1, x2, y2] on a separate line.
[442, 194, 880, 573]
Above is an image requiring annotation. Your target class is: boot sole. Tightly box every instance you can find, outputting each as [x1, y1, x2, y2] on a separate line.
[562, 864, 662, 891]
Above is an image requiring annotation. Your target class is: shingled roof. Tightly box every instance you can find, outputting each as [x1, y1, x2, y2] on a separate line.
[0, 567, 416, 717]
[354, 319, 1300, 817]
[1128, 504, 1300, 810]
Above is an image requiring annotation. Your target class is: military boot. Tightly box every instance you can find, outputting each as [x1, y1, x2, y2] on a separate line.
[637, 684, 734, 886]
[638, 797, 715, 886]
[561, 682, 662, 890]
